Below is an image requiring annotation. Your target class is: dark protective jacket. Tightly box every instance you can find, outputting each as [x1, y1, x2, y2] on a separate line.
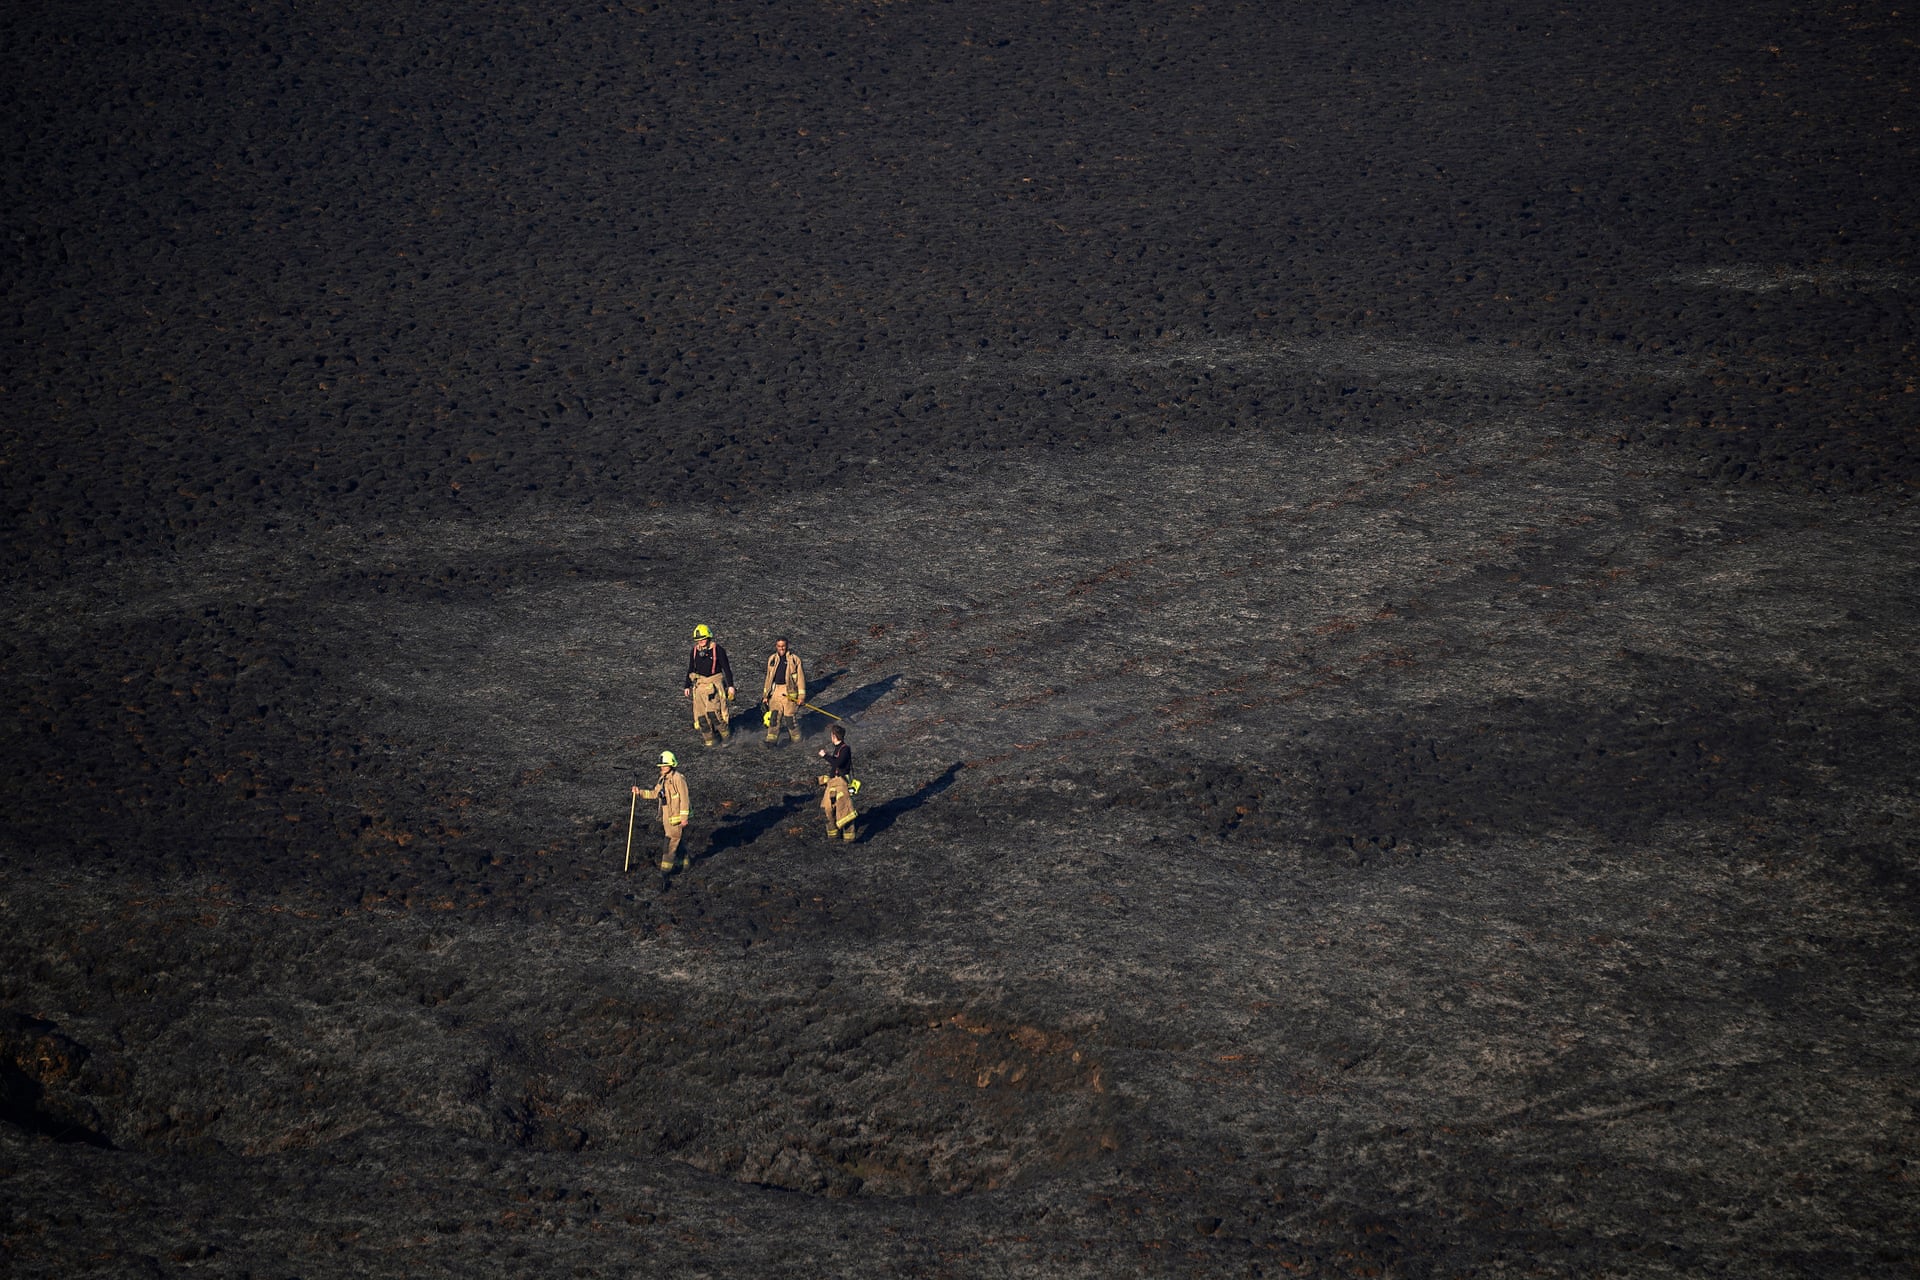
[822, 741, 852, 779]
[686, 642, 734, 689]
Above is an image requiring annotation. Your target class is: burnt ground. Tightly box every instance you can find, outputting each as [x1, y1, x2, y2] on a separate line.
[2, 0, 1917, 1275]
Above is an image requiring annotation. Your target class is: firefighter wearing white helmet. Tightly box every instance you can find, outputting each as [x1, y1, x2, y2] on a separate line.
[632, 750, 692, 886]
[683, 624, 736, 746]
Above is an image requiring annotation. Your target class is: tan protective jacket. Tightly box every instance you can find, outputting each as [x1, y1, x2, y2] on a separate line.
[762, 649, 807, 710]
[640, 770, 691, 833]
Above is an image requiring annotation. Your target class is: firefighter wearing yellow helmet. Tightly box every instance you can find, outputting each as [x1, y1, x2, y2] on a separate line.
[760, 635, 807, 746]
[632, 750, 692, 887]
[683, 624, 736, 746]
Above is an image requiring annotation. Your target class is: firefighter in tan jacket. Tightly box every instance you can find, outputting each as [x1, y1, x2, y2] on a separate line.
[816, 725, 858, 841]
[633, 751, 692, 885]
[761, 636, 807, 746]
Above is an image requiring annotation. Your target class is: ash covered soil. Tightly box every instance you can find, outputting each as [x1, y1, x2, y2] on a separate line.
[3, 0, 1918, 1276]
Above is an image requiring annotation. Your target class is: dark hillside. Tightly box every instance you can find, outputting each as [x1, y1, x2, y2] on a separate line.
[3, 1, 1915, 1276]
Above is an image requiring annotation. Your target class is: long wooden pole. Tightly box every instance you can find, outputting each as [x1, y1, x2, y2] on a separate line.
[622, 789, 638, 873]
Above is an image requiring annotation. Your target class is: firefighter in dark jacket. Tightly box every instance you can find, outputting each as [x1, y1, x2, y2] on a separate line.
[683, 623, 736, 746]
[816, 724, 857, 841]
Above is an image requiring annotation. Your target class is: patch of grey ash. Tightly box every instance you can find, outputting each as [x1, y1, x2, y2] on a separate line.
[1660, 264, 1918, 293]
[879, 328, 1704, 399]
[0, 506, 688, 640]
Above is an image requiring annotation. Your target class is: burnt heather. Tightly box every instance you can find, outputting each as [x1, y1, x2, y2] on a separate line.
[3, 1, 1916, 1276]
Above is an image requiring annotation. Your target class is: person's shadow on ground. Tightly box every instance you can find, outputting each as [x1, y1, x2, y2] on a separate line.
[803, 667, 849, 701]
[853, 762, 965, 842]
[700, 791, 814, 861]
[793, 673, 898, 736]
[695, 761, 964, 859]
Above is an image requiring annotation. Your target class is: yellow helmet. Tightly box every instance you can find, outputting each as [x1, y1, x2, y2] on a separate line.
[659, 751, 678, 768]
[692, 624, 712, 639]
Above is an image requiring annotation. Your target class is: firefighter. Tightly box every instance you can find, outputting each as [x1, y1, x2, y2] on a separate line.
[633, 751, 692, 888]
[760, 636, 807, 746]
[815, 724, 858, 842]
[683, 623, 736, 746]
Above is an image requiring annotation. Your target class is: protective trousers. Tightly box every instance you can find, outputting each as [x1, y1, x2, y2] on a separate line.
[821, 777, 857, 841]
[765, 688, 805, 743]
[690, 674, 730, 743]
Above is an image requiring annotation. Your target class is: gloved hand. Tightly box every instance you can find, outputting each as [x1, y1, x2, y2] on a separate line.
[849, 779, 861, 794]
[671, 816, 685, 826]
